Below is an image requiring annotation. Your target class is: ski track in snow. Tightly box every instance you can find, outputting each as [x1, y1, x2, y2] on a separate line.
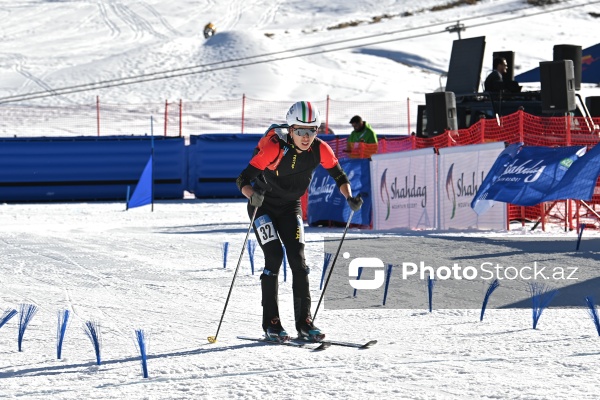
[97, 0, 121, 37]
[138, 1, 180, 36]
[0, 202, 599, 399]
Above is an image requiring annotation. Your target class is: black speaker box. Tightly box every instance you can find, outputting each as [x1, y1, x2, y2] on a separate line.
[586, 96, 600, 117]
[554, 44, 582, 90]
[492, 51, 515, 81]
[540, 60, 576, 114]
[425, 92, 457, 136]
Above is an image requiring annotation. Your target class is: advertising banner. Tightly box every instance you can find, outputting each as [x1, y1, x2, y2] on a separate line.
[370, 148, 436, 230]
[308, 159, 372, 226]
[438, 142, 506, 230]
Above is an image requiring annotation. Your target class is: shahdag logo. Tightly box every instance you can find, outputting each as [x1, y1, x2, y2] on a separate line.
[445, 163, 457, 219]
[380, 169, 391, 220]
[501, 159, 546, 182]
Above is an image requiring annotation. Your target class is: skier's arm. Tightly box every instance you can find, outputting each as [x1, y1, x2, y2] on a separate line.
[318, 141, 351, 197]
[318, 141, 362, 210]
[338, 183, 352, 199]
[237, 164, 261, 201]
[237, 134, 281, 200]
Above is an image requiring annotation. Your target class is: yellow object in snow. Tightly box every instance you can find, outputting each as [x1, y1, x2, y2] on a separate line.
[203, 23, 216, 39]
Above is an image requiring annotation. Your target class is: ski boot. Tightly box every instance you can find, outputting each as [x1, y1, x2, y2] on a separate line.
[264, 317, 290, 343]
[297, 317, 325, 342]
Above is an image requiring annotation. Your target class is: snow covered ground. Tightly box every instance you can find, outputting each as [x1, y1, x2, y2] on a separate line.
[2, 1, 600, 399]
[0, 0, 598, 105]
[1, 200, 600, 399]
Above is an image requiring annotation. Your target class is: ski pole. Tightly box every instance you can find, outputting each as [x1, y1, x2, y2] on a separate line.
[208, 206, 259, 343]
[312, 210, 354, 323]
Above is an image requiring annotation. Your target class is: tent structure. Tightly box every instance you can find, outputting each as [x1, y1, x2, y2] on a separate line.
[515, 43, 600, 85]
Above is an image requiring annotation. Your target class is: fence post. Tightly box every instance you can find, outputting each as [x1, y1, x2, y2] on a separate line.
[479, 115, 485, 143]
[179, 99, 183, 137]
[96, 96, 100, 137]
[326, 95, 330, 134]
[241, 94, 246, 134]
[565, 113, 573, 230]
[566, 112, 572, 146]
[518, 109, 524, 143]
[406, 97, 411, 135]
[164, 100, 168, 136]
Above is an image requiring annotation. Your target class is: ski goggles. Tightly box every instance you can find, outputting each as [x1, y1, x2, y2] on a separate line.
[293, 127, 318, 138]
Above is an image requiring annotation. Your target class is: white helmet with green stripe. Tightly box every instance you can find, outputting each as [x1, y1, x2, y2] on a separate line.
[286, 101, 321, 128]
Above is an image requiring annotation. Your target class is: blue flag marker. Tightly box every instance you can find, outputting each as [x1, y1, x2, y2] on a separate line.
[128, 155, 153, 209]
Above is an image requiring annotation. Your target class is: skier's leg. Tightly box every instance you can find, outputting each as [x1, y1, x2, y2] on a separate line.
[249, 204, 285, 333]
[275, 202, 316, 334]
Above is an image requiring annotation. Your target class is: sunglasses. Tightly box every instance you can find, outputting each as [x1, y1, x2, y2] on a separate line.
[293, 127, 318, 138]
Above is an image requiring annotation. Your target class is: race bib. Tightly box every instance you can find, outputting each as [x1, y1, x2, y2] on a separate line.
[254, 215, 279, 245]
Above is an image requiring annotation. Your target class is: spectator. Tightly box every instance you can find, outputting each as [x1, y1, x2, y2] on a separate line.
[347, 115, 378, 157]
[484, 57, 507, 92]
[317, 122, 334, 134]
[484, 56, 521, 93]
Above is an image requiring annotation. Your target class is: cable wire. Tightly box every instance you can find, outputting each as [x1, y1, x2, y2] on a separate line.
[1, 0, 597, 104]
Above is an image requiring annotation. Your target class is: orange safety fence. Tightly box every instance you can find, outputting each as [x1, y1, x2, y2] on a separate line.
[329, 110, 600, 231]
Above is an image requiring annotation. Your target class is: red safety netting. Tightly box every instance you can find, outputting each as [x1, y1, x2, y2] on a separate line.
[332, 110, 600, 231]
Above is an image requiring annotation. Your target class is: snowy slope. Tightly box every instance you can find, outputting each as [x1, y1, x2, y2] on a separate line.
[2, 1, 600, 399]
[0, 0, 598, 105]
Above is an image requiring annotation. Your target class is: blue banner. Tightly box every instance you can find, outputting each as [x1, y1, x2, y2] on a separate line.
[472, 143, 600, 214]
[308, 159, 372, 226]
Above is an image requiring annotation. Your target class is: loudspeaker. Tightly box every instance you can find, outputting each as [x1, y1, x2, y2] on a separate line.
[586, 96, 600, 117]
[493, 51, 515, 81]
[554, 44, 582, 90]
[540, 60, 576, 114]
[425, 92, 457, 136]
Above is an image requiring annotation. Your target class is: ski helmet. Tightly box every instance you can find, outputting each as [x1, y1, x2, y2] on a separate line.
[286, 101, 321, 128]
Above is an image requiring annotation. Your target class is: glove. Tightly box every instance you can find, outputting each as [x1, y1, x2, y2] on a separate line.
[249, 190, 264, 208]
[347, 195, 363, 212]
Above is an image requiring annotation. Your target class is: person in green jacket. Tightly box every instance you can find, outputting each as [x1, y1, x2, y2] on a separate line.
[347, 115, 378, 156]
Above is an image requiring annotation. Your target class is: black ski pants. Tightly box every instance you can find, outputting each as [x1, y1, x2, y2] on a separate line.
[248, 199, 312, 332]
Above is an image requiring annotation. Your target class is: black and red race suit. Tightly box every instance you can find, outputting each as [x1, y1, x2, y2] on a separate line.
[236, 125, 349, 332]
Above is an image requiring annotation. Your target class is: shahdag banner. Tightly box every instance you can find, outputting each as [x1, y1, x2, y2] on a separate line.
[438, 142, 506, 230]
[370, 148, 436, 230]
[471, 143, 600, 214]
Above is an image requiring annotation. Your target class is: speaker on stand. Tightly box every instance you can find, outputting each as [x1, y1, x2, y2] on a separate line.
[553, 44, 582, 91]
[540, 60, 576, 114]
[425, 92, 458, 136]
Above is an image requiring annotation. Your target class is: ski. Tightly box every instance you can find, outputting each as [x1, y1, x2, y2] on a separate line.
[325, 339, 377, 349]
[237, 336, 330, 351]
[293, 337, 378, 349]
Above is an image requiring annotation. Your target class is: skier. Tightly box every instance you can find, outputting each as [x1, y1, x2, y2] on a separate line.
[236, 101, 363, 342]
